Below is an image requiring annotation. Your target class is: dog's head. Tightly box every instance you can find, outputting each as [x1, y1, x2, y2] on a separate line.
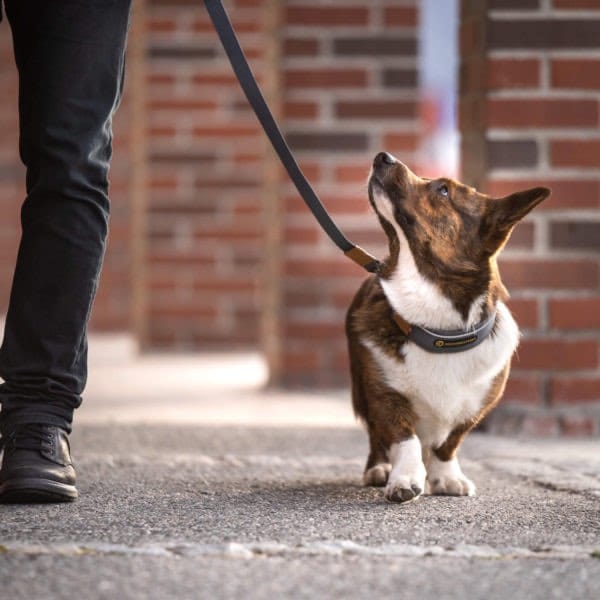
[368, 152, 550, 310]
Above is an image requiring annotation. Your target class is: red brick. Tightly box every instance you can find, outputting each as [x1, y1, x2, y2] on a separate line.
[487, 58, 540, 89]
[487, 19, 600, 50]
[507, 298, 539, 329]
[503, 374, 542, 405]
[382, 133, 419, 152]
[551, 59, 600, 90]
[283, 38, 320, 56]
[286, 6, 369, 27]
[505, 221, 535, 250]
[188, 19, 214, 33]
[549, 297, 600, 329]
[285, 258, 364, 278]
[321, 195, 371, 215]
[284, 69, 367, 89]
[461, 57, 486, 96]
[384, 7, 418, 27]
[284, 321, 345, 341]
[459, 96, 486, 131]
[487, 99, 598, 128]
[485, 179, 600, 210]
[460, 17, 484, 56]
[335, 162, 371, 183]
[147, 19, 177, 33]
[284, 226, 320, 244]
[232, 152, 262, 165]
[192, 278, 256, 293]
[149, 174, 178, 191]
[515, 339, 598, 370]
[550, 377, 600, 404]
[191, 73, 238, 86]
[281, 349, 320, 372]
[283, 101, 319, 119]
[192, 125, 260, 138]
[337, 100, 417, 119]
[560, 416, 597, 437]
[298, 162, 321, 182]
[148, 125, 176, 138]
[553, 0, 600, 7]
[490, 0, 540, 8]
[499, 259, 599, 290]
[147, 72, 176, 85]
[551, 140, 600, 168]
[148, 99, 217, 111]
[149, 305, 219, 319]
[234, 0, 262, 7]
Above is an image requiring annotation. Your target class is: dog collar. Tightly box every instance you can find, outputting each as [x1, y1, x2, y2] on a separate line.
[391, 310, 497, 354]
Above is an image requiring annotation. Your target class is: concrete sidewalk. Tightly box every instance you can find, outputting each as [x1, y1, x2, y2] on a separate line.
[1, 338, 599, 599]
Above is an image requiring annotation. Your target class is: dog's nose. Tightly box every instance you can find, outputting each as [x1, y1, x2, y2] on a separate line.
[373, 152, 397, 168]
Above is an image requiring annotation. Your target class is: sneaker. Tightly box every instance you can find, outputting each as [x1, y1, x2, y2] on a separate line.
[0, 423, 78, 503]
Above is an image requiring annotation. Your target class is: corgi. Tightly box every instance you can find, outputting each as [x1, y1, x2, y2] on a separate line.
[346, 152, 550, 503]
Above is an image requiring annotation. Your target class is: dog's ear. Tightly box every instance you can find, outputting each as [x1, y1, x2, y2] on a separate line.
[496, 187, 551, 227]
[484, 186, 551, 252]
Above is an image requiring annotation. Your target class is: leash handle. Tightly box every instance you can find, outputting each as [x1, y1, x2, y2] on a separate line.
[203, 0, 380, 273]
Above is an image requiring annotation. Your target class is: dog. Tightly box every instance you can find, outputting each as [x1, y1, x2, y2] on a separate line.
[346, 152, 550, 503]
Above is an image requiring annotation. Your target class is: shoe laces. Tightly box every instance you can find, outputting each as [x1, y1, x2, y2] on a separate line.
[0, 424, 52, 454]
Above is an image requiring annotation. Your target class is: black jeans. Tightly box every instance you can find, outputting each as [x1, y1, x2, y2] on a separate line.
[0, 0, 132, 433]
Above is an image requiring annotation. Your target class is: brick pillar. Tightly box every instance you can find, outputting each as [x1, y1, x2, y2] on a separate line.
[277, 0, 420, 386]
[144, 0, 271, 348]
[460, 0, 600, 435]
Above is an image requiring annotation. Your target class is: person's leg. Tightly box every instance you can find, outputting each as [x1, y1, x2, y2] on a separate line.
[0, 0, 132, 501]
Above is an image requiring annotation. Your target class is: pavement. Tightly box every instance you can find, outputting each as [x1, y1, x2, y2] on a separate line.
[1, 335, 599, 600]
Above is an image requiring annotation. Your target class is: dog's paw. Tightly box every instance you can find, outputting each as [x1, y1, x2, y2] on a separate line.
[384, 437, 427, 503]
[385, 477, 424, 503]
[384, 464, 427, 503]
[363, 463, 391, 487]
[426, 456, 476, 497]
[428, 474, 476, 496]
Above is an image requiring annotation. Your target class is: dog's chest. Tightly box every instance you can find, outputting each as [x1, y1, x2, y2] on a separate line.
[362, 303, 519, 446]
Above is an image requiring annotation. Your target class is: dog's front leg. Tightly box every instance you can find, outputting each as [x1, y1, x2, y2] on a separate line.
[425, 424, 476, 497]
[426, 454, 476, 496]
[385, 435, 427, 503]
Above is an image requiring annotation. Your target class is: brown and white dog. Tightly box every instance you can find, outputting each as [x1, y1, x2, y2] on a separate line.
[346, 152, 550, 503]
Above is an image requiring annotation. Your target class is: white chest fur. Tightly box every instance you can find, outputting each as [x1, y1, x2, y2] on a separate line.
[362, 302, 519, 448]
[364, 188, 521, 448]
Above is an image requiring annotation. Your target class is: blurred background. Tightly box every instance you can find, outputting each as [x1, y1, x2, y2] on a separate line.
[0, 0, 598, 436]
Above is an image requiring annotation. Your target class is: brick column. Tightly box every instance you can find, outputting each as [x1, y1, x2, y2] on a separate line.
[277, 0, 420, 387]
[460, 0, 600, 435]
[144, 0, 271, 348]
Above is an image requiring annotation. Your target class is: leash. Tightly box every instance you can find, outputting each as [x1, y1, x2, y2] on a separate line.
[203, 0, 498, 353]
[203, 0, 381, 273]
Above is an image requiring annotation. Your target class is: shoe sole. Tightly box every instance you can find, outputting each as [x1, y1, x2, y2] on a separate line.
[0, 478, 78, 503]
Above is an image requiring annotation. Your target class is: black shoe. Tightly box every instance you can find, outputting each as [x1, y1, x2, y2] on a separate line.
[0, 424, 78, 503]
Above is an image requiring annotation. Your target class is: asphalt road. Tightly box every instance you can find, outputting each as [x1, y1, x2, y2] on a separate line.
[1, 424, 599, 600]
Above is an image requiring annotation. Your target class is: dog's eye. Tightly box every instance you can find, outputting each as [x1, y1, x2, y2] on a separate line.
[438, 184, 449, 197]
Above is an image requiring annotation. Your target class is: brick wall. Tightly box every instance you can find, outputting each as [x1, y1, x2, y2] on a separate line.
[460, 0, 600, 435]
[139, 0, 421, 377]
[279, 0, 420, 386]
[143, 0, 270, 348]
[3, 1, 597, 435]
